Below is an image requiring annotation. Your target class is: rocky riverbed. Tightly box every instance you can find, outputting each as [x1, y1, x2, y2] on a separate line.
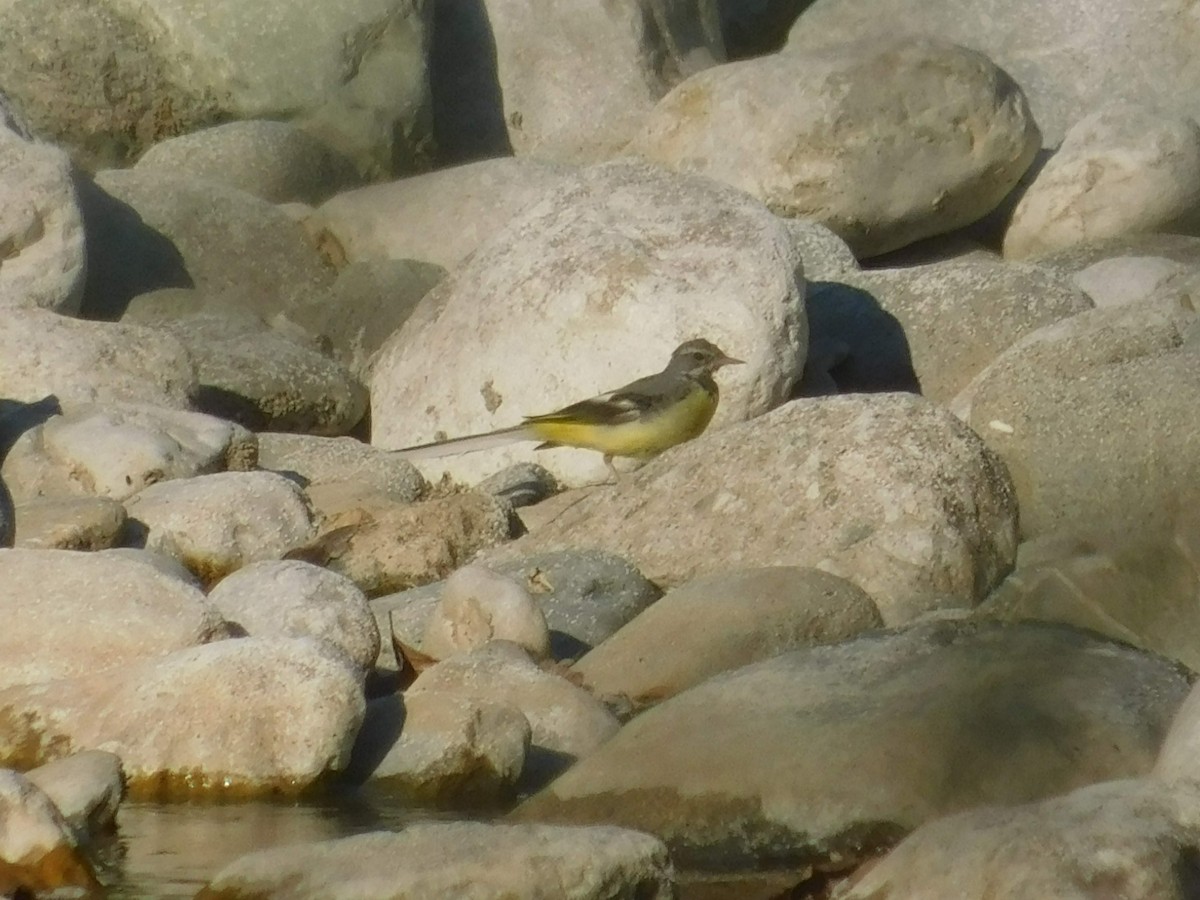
[3, 0, 1200, 897]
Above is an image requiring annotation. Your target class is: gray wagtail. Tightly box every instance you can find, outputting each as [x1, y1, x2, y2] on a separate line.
[394, 338, 743, 478]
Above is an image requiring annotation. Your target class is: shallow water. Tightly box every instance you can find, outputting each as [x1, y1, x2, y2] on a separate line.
[95, 790, 468, 898]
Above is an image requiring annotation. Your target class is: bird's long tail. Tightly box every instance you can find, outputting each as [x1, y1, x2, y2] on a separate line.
[391, 423, 536, 460]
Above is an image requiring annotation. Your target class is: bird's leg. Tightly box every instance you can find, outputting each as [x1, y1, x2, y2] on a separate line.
[603, 454, 620, 484]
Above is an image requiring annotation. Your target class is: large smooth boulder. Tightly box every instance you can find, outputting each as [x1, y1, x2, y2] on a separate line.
[787, 0, 1200, 149]
[499, 393, 1018, 625]
[317, 157, 576, 269]
[430, 0, 723, 164]
[630, 35, 1039, 257]
[0, 637, 365, 797]
[841, 779, 1200, 900]
[1005, 104, 1200, 260]
[371, 160, 807, 487]
[0, 0, 433, 176]
[0, 548, 223, 690]
[514, 621, 1191, 869]
[0, 310, 196, 408]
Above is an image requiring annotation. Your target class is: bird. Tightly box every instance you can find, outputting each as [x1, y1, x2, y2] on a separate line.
[393, 338, 744, 480]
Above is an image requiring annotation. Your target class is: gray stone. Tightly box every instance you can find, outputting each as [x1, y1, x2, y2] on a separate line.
[134, 119, 359, 204]
[630, 35, 1039, 257]
[1072, 255, 1192, 309]
[515, 621, 1191, 870]
[476, 462, 559, 509]
[200, 822, 674, 900]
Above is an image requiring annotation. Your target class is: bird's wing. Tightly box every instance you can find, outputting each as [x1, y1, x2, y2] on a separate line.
[392, 424, 533, 459]
[523, 381, 662, 428]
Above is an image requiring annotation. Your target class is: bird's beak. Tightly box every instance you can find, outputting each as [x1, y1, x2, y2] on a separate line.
[717, 353, 744, 368]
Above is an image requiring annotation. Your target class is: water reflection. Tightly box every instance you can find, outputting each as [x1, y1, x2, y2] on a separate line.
[96, 789, 470, 898]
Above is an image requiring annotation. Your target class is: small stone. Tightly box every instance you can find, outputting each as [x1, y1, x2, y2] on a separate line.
[26, 750, 125, 843]
[422, 565, 551, 662]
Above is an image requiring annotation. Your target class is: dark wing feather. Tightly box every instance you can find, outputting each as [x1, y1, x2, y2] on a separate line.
[524, 382, 660, 428]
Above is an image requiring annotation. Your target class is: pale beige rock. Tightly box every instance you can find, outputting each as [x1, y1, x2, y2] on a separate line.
[499, 393, 1018, 625]
[0, 134, 86, 312]
[347, 692, 530, 804]
[12, 496, 127, 550]
[812, 252, 1093, 400]
[840, 779, 1200, 900]
[135, 119, 358, 205]
[423, 565, 551, 662]
[630, 35, 1039, 258]
[256, 432, 425, 503]
[0, 0, 432, 176]
[0, 309, 196, 408]
[200, 822, 674, 900]
[1072, 256, 1191, 309]
[0, 548, 223, 690]
[207, 560, 380, 672]
[409, 642, 620, 766]
[0, 769, 99, 894]
[575, 567, 882, 705]
[371, 159, 807, 487]
[786, 0, 1200, 150]
[1, 402, 257, 504]
[0, 637, 365, 797]
[433, 0, 723, 164]
[515, 621, 1190, 869]
[26, 750, 124, 841]
[317, 157, 576, 269]
[1005, 105, 1200, 260]
[951, 290, 1200, 538]
[124, 471, 317, 583]
[318, 490, 514, 596]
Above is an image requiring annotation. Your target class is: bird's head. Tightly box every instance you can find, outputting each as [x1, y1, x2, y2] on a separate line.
[669, 338, 744, 375]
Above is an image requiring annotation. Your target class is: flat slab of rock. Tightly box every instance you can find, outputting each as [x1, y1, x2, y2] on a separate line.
[574, 567, 882, 706]
[0, 637, 365, 798]
[196, 822, 674, 900]
[12, 496, 127, 550]
[498, 393, 1018, 625]
[514, 621, 1190, 870]
[0, 548, 223, 690]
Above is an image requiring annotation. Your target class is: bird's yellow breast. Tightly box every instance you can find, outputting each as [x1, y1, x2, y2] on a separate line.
[526, 385, 718, 458]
